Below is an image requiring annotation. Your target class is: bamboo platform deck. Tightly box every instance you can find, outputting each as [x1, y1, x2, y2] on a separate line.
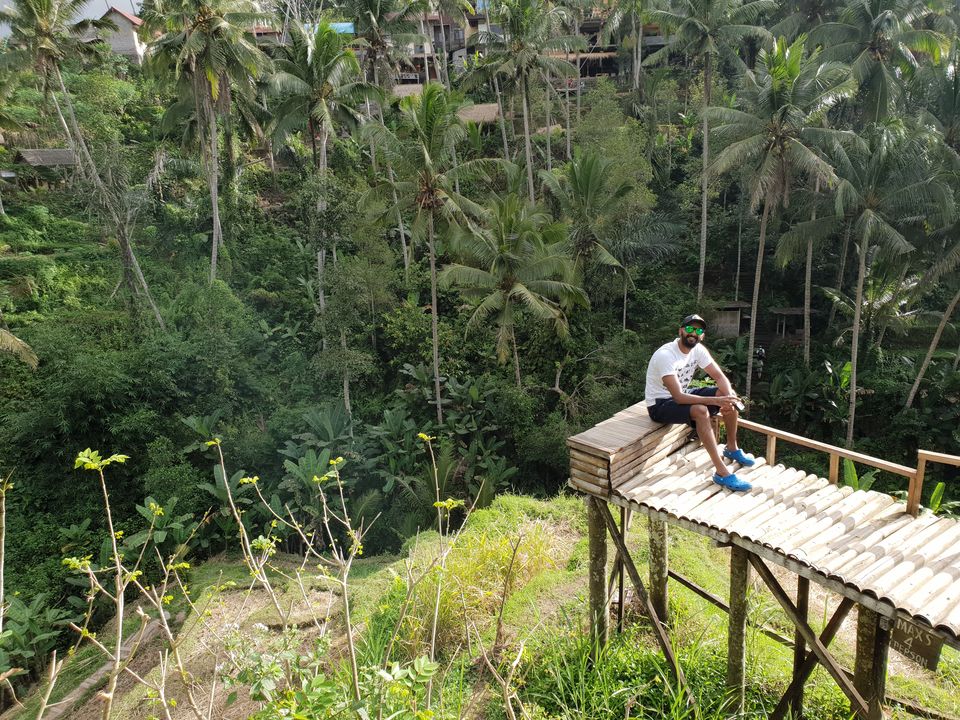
[568, 401, 960, 651]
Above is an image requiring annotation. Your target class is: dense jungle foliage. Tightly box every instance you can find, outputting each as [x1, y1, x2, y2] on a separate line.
[0, 0, 959, 715]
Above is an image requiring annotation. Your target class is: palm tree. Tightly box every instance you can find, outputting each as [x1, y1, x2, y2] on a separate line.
[603, 0, 652, 94]
[144, 0, 270, 283]
[915, 42, 960, 156]
[608, 214, 681, 329]
[906, 282, 960, 408]
[440, 193, 586, 385]
[539, 150, 632, 274]
[430, 0, 474, 88]
[707, 35, 858, 400]
[810, 0, 947, 125]
[341, 0, 423, 93]
[270, 22, 379, 172]
[785, 124, 952, 442]
[775, 173, 830, 366]
[648, 0, 774, 301]
[475, 0, 580, 201]
[365, 83, 490, 422]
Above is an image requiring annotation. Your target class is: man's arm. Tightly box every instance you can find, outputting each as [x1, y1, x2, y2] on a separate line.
[663, 375, 736, 406]
[703, 362, 735, 397]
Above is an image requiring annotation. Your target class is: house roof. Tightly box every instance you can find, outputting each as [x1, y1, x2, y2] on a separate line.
[104, 7, 143, 26]
[716, 301, 750, 309]
[458, 103, 499, 124]
[15, 149, 76, 167]
[392, 83, 424, 98]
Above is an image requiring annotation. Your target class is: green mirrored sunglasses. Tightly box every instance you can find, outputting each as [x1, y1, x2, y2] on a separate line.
[683, 325, 705, 336]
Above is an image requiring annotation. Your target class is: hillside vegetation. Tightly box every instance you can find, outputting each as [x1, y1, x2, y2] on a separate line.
[1, 0, 959, 716]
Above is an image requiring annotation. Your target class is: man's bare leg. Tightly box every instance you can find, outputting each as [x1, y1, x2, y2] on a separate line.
[691, 405, 729, 477]
[721, 404, 739, 451]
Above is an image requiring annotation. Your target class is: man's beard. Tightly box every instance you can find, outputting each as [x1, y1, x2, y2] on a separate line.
[683, 335, 699, 348]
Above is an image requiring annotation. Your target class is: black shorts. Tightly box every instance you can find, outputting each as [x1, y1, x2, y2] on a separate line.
[648, 387, 719, 427]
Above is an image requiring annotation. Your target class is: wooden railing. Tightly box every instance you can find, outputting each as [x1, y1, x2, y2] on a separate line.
[736, 419, 960, 517]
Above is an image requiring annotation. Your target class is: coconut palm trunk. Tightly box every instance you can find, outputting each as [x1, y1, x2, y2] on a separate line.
[905, 284, 960, 408]
[372, 64, 411, 275]
[829, 222, 852, 328]
[846, 242, 868, 448]
[545, 73, 552, 171]
[494, 77, 510, 160]
[622, 273, 629, 329]
[512, 325, 522, 387]
[521, 77, 535, 201]
[803, 178, 820, 366]
[745, 198, 770, 400]
[194, 72, 224, 283]
[574, 18, 582, 121]
[696, 55, 711, 301]
[428, 213, 444, 423]
[319, 126, 329, 173]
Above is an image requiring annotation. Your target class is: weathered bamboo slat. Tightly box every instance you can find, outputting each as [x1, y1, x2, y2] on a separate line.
[778, 490, 884, 551]
[758, 482, 855, 551]
[570, 455, 608, 480]
[825, 514, 943, 580]
[802, 504, 908, 567]
[841, 517, 955, 588]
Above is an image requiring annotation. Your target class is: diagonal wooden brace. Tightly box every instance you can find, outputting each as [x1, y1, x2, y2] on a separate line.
[597, 501, 697, 710]
[770, 597, 855, 720]
[748, 554, 868, 718]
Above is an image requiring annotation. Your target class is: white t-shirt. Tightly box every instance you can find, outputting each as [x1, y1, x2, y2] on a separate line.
[644, 340, 715, 405]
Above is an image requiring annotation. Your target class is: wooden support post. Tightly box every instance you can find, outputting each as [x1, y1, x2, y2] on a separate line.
[829, 453, 840, 485]
[766, 435, 777, 465]
[854, 607, 890, 720]
[617, 507, 626, 632]
[727, 546, 750, 712]
[749, 554, 869, 718]
[649, 518, 669, 624]
[771, 598, 855, 720]
[597, 502, 696, 710]
[791, 576, 810, 718]
[586, 497, 608, 654]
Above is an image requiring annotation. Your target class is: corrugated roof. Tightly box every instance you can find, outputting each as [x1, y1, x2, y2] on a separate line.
[568, 402, 960, 648]
[15, 149, 76, 167]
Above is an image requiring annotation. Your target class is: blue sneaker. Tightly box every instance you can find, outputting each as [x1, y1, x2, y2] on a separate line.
[713, 472, 752, 492]
[723, 447, 756, 467]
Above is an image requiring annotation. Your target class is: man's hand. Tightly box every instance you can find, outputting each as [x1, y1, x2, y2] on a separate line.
[719, 397, 738, 413]
[710, 395, 739, 410]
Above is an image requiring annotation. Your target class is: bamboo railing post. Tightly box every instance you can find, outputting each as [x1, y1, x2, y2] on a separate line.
[908, 456, 926, 517]
[587, 496, 608, 654]
[649, 518, 669, 623]
[829, 453, 840, 484]
[726, 546, 750, 711]
[766, 435, 777, 465]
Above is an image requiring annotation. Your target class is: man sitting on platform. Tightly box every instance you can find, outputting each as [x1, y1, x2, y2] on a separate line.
[644, 314, 755, 492]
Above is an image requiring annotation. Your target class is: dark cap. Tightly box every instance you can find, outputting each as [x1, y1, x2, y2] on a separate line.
[680, 314, 707, 329]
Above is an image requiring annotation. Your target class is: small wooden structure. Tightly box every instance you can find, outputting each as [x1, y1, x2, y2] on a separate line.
[569, 402, 960, 719]
[15, 149, 75, 169]
[770, 306, 809, 339]
[711, 300, 750, 338]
